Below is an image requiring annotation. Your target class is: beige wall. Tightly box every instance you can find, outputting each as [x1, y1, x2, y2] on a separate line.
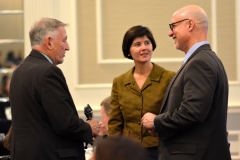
[74, 0, 240, 108]
[76, 0, 236, 85]
[1, 0, 240, 158]
[2, 0, 239, 109]
[0, 0, 23, 66]
[0, 0, 237, 109]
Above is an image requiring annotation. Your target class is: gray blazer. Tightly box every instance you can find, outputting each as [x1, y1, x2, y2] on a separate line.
[154, 44, 231, 160]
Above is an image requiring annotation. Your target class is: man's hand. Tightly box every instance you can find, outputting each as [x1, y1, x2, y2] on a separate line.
[141, 112, 156, 130]
[148, 129, 158, 137]
[86, 119, 99, 137]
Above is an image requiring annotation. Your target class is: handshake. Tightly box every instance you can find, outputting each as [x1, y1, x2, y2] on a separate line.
[84, 104, 100, 137]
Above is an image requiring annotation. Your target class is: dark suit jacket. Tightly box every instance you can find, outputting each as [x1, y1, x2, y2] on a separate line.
[10, 50, 92, 160]
[154, 44, 231, 160]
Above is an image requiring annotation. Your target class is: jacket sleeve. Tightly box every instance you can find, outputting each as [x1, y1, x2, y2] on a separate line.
[108, 77, 124, 136]
[41, 66, 92, 142]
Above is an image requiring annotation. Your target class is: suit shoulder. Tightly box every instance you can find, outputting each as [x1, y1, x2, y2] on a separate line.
[17, 57, 62, 77]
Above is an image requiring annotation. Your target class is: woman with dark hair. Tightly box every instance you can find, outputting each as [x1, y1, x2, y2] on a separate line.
[108, 25, 175, 160]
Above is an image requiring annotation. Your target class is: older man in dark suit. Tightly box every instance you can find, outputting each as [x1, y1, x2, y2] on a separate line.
[142, 5, 231, 160]
[10, 18, 99, 160]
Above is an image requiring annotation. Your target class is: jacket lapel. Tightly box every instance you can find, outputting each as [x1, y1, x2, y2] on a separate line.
[123, 63, 162, 92]
[160, 44, 211, 113]
[141, 63, 162, 91]
[122, 67, 139, 92]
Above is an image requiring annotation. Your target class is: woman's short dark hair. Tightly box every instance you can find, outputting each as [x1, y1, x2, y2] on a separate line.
[122, 25, 157, 60]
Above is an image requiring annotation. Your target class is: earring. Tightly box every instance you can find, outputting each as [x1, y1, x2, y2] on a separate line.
[128, 54, 130, 57]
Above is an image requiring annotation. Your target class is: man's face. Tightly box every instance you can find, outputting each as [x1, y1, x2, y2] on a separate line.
[168, 15, 190, 53]
[99, 105, 109, 135]
[51, 26, 70, 65]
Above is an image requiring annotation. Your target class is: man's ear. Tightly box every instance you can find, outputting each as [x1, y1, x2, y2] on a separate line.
[44, 36, 53, 49]
[188, 19, 194, 31]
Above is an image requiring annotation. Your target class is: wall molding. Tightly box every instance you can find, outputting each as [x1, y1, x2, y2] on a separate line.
[228, 104, 240, 113]
[211, 0, 217, 52]
[23, 0, 240, 117]
[229, 130, 240, 159]
[95, 0, 183, 65]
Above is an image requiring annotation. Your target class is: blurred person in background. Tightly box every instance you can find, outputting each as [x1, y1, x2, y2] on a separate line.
[87, 96, 111, 160]
[0, 75, 11, 156]
[98, 96, 111, 138]
[0, 75, 11, 97]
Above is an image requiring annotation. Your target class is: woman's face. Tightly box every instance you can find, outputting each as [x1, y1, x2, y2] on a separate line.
[129, 35, 153, 63]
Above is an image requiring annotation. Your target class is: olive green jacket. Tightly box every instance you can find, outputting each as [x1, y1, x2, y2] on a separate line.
[108, 63, 175, 147]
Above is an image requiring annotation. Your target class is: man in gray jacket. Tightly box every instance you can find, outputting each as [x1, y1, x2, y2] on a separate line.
[142, 5, 231, 160]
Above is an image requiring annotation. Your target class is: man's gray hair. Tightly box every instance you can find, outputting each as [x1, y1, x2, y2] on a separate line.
[29, 17, 68, 46]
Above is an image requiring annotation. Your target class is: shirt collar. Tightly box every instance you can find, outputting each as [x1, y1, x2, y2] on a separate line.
[40, 52, 53, 64]
[183, 41, 209, 64]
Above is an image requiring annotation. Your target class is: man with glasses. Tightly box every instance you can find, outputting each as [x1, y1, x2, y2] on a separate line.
[142, 5, 231, 160]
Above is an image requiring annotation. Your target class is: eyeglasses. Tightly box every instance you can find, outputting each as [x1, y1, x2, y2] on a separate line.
[169, 18, 189, 31]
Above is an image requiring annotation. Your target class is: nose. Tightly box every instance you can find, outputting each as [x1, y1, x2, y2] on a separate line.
[168, 30, 174, 37]
[141, 44, 147, 50]
[66, 42, 70, 51]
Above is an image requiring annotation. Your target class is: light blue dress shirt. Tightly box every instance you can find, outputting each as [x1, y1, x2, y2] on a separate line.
[40, 52, 53, 64]
[183, 41, 209, 64]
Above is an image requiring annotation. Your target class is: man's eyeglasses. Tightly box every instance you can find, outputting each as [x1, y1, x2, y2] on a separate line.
[169, 18, 189, 31]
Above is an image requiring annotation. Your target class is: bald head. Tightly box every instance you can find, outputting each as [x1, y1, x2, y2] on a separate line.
[173, 5, 208, 32]
[168, 5, 209, 53]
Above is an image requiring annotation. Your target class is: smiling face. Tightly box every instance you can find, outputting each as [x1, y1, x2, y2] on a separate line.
[168, 15, 190, 53]
[129, 35, 153, 63]
[50, 26, 70, 65]
[168, 5, 209, 54]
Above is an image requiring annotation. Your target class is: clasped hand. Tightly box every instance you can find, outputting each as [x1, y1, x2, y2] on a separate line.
[142, 112, 158, 137]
